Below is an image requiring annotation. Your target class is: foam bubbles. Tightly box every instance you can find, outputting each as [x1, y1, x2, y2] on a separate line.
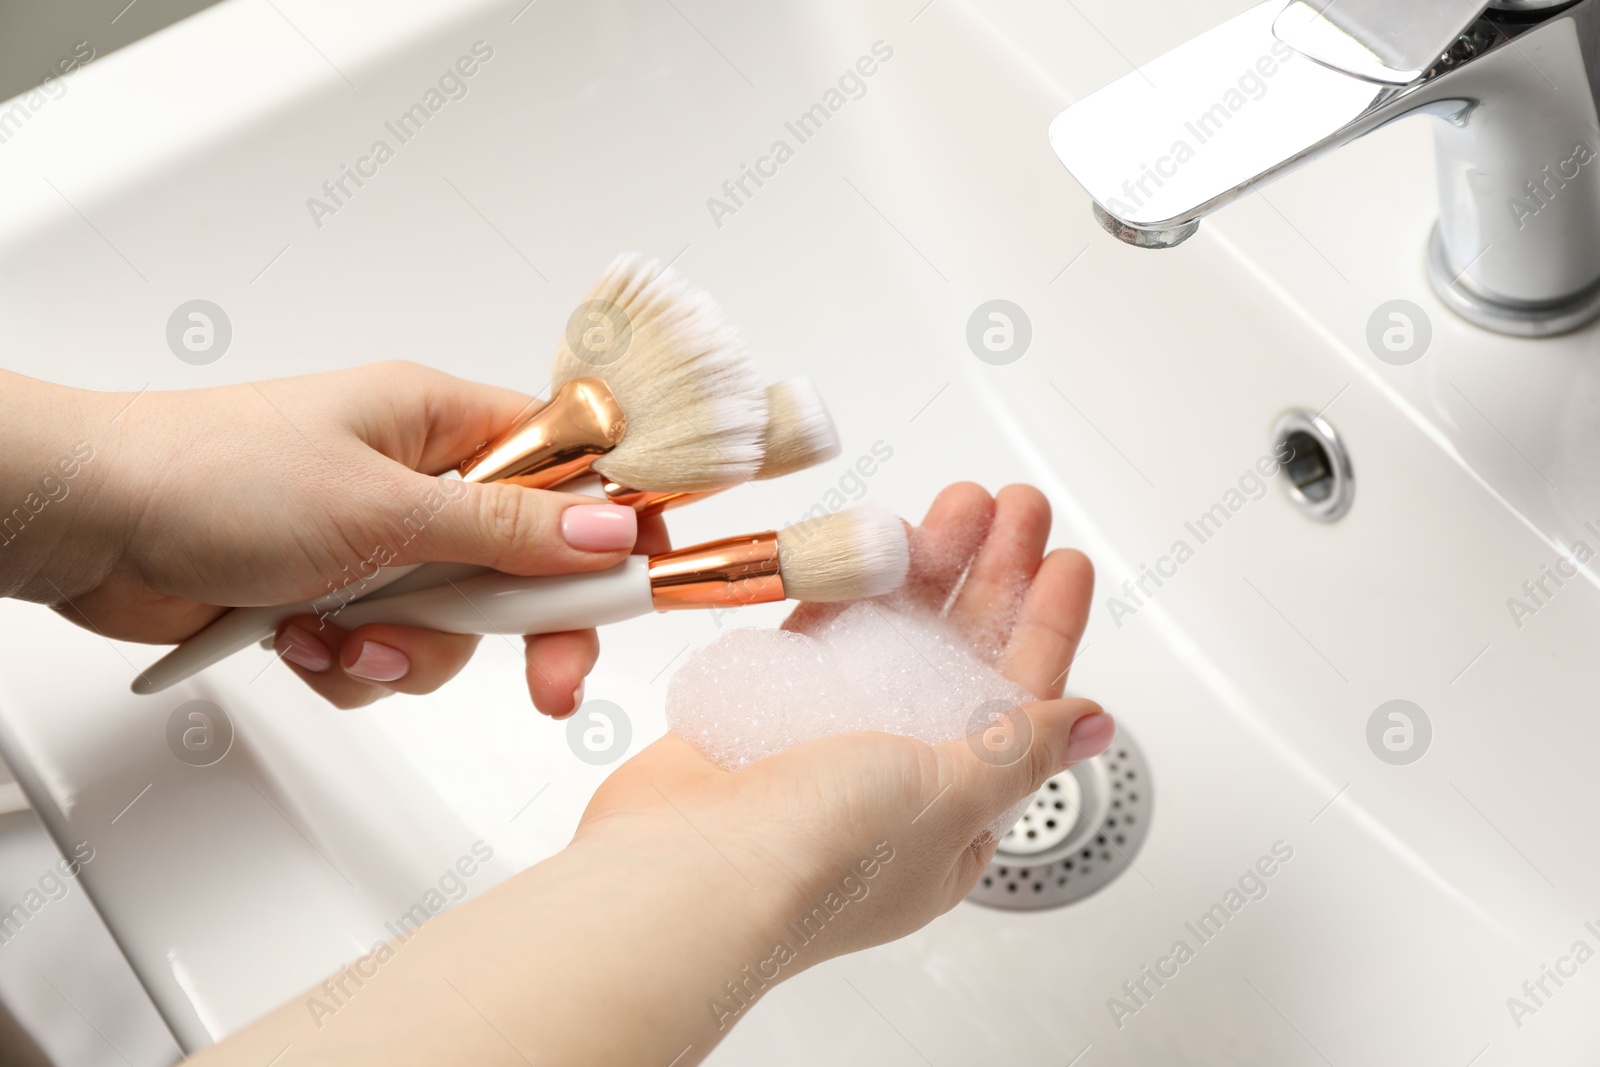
[666, 603, 1037, 836]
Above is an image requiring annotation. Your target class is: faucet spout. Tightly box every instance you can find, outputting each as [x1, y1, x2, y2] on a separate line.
[1050, 3, 1406, 236]
[1091, 203, 1200, 248]
[1050, 0, 1600, 335]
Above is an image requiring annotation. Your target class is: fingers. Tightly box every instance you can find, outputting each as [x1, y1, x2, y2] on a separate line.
[273, 615, 482, 708]
[947, 485, 1052, 653]
[63, 571, 225, 645]
[341, 364, 648, 574]
[273, 613, 605, 716]
[634, 511, 672, 556]
[350, 361, 540, 475]
[397, 480, 639, 577]
[902, 483, 994, 612]
[523, 629, 601, 719]
[780, 600, 842, 634]
[998, 549, 1095, 699]
[785, 483, 993, 635]
[937, 698, 1113, 840]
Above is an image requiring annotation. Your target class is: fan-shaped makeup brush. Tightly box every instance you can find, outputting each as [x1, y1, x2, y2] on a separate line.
[469, 252, 766, 492]
[256, 376, 843, 634]
[602, 376, 843, 516]
[335, 377, 840, 602]
[131, 254, 767, 695]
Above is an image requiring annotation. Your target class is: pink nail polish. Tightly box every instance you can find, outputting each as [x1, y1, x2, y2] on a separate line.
[1063, 713, 1115, 765]
[277, 626, 331, 672]
[346, 641, 410, 683]
[560, 504, 637, 552]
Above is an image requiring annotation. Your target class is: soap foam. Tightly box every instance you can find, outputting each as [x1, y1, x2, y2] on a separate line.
[667, 602, 1037, 837]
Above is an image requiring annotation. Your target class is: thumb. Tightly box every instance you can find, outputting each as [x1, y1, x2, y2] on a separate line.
[939, 698, 1113, 836]
[387, 473, 639, 576]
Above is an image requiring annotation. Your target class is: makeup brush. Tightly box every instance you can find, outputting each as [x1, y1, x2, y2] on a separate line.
[601, 376, 843, 515]
[471, 253, 765, 492]
[282, 507, 910, 637]
[252, 376, 842, 640]
[178, 509, 907, 681]
[129, 371, 829, 695]
[753, 376, 843, 480]
[335, 376, 841, 607]
[130, 254, 767, 696]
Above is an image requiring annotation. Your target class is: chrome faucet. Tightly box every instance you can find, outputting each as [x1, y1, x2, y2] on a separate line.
[1049, 0, 1600, 336]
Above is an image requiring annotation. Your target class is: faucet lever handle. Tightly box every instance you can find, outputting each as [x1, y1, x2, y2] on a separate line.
[1272, 0, 1490, 83]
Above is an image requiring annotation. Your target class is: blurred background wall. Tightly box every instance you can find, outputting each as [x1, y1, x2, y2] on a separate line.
[0, 0, 225, 102]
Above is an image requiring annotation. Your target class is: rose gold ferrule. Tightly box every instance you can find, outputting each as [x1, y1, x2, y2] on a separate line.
[601, 479, 728, 518]
[457, 377, 626, 488]
[647, 531, 784, 609]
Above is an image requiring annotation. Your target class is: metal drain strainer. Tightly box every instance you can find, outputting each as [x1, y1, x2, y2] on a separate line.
[967, 727, 1153, 910]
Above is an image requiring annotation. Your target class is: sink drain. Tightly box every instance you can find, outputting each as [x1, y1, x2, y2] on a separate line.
[967, 728, 1153, 910]
[1271, 409, 1354, 523]
[1002, 770, 1085, 856]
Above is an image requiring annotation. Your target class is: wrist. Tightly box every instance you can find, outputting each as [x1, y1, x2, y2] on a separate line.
[561, 820, 797, 979]
[482, 823, 799, 1062]
[0, 372, 121, 601]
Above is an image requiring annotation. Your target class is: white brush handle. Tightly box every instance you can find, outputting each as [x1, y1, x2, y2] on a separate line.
[131, 561, 500, 695]
[331, 557, 655, 635]
[132, 559, 656, 694]
[123, 569, 398, 695]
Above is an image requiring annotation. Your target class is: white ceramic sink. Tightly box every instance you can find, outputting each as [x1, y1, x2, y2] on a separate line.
[0, 0, 1597, 1063]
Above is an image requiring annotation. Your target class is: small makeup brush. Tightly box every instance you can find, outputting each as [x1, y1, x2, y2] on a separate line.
[602, 376, 843, 515]
[131, 254, 767, 696]
[179, 508, 907, 675]
[298, 507, 910, 637]
[753, 376, 843, 480]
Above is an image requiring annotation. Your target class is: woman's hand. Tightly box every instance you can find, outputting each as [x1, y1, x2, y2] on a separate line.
[540, 482, 1107, 1060]
[180, 482, 1106, 1067]
[0, 363, 666, 712]
[583, 482, 1104, 953]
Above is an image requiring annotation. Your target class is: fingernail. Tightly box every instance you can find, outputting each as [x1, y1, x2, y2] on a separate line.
[554, 682, 584, 720]
[346, 641, 410, 683]
[560, 504, 637, 552]
[277, 626, 331, 672]
[1063, 712, 1115, 765]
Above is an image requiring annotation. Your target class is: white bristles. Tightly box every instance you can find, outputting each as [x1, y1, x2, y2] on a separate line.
[552, 253, 767, 492]
[755, 377, 842, 480]
[776, 506, 910, 602]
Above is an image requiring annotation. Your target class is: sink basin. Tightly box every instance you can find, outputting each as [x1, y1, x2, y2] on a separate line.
[0, 0, 1597, 1062]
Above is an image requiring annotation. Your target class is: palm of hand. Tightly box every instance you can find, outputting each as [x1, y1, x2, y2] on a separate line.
[577, 483, 1097, 958]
